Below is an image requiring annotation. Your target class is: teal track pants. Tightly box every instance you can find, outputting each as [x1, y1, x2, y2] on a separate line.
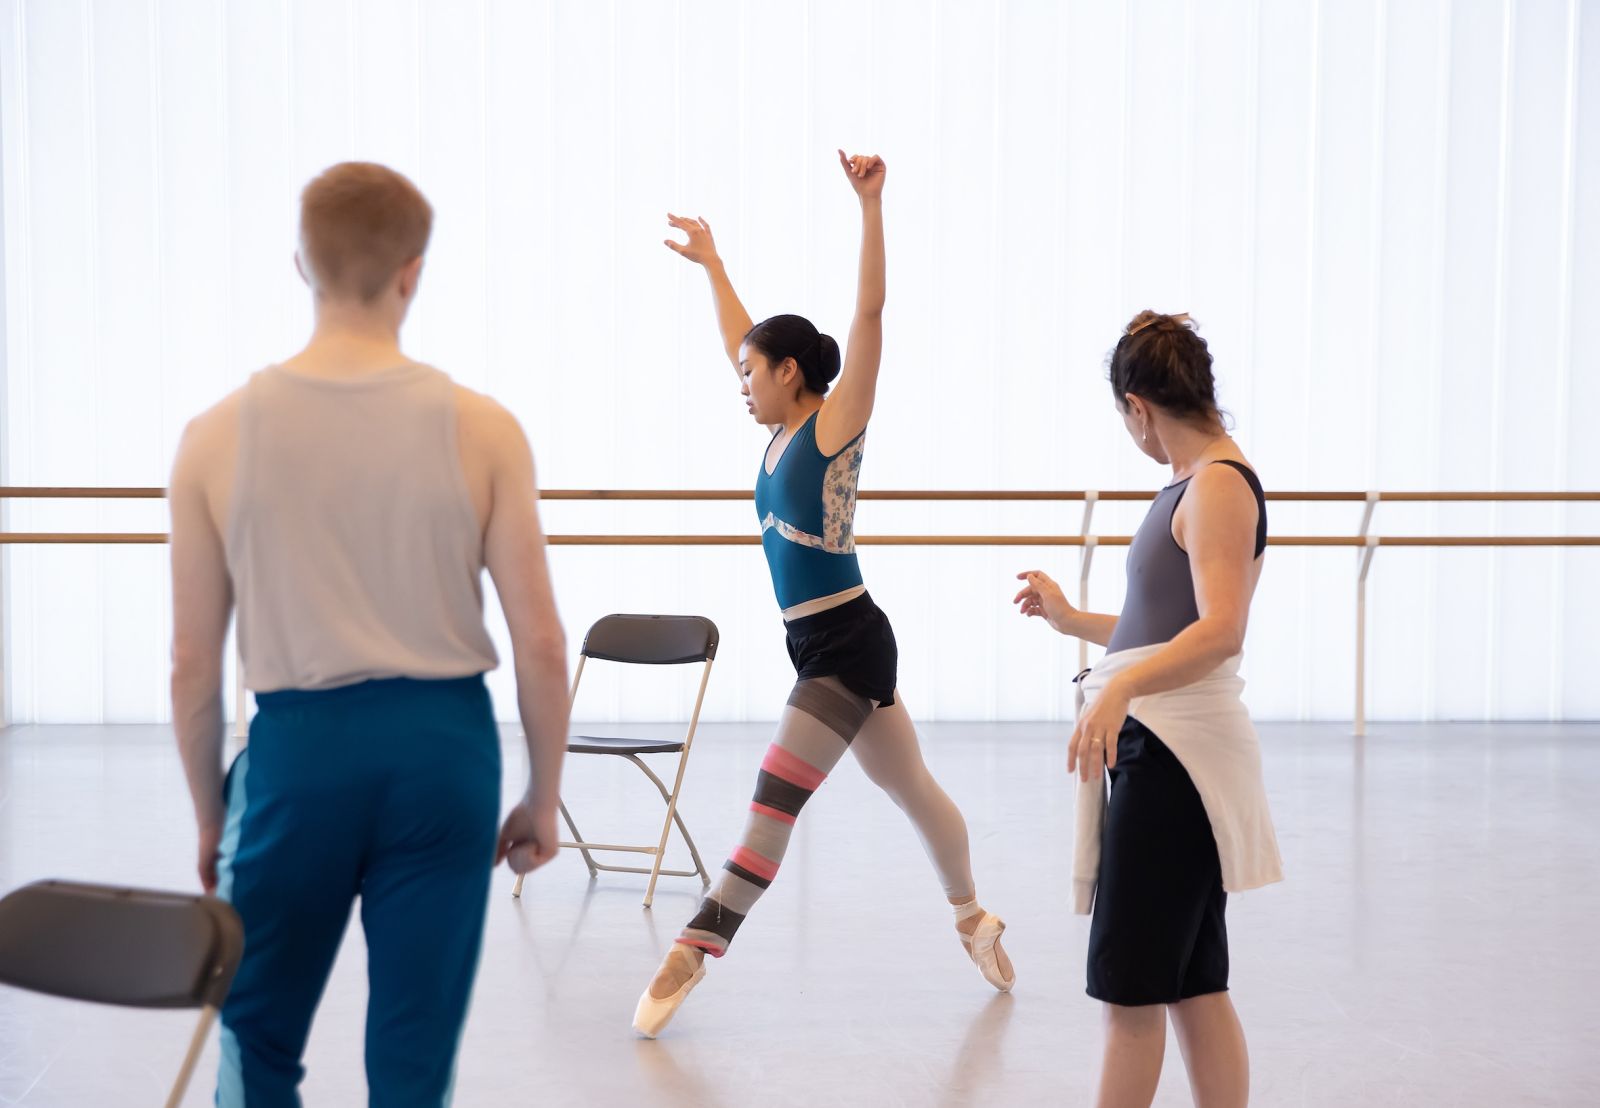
[214, 675, 501, 1107]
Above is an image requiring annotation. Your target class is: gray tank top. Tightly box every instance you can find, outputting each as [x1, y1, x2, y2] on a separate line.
[225, 363, 500, 692]
[1105, 460, 1267, 654]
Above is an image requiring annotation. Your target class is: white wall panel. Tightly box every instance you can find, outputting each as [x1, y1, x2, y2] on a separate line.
[2, 0, 1596, 725]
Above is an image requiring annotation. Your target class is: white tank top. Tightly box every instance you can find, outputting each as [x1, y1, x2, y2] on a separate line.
[224, 363, 500, 692]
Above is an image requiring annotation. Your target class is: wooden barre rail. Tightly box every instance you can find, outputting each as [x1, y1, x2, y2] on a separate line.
[3, 486, 1598, 503]
[5, 485, 1596, 739]
[3, 534, 1599, 547]
[6, 477, 1593, 736]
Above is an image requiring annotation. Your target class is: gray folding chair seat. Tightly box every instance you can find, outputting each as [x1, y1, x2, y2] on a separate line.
[512, 613, 718, 907]
[566, 735, 686, 756]
[0, 879, 244, 1108]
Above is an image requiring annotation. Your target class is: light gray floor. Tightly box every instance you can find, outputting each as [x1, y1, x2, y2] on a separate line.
[1, 718, 1597, 1106]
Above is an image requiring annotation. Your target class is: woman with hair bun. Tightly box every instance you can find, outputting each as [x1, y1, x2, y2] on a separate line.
[1015, 311, 1282, 1107]
[633, 151, 1014, 1038]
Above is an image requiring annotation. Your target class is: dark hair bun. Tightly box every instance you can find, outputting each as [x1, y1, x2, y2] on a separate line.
[815, 334, 842, 387]
[743, 313, 842, 396]
[1107, 309, 1228, 428]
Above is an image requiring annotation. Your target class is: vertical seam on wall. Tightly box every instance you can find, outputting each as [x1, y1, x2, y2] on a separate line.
[802, 0, 812, 308]
[217, 0, 235, 726]
[150, 0, 168, 724]
[987, 0, 1003, 722]
[346, 0, 356, 147]
[1362, 0, 1388, 717]
[280, 0, 294, 347]
[1424, 0, 1453, 721]
[732, 0, 746, 722]
[412, 0, 425, 353]
[926, 0, 942, 719]
[1299, 0, 1322, 720]
[1179, 0, 1196, 305]
[609, 0, 622, 722]
[1115, 0, 1130, 495]
[16, 0, 35, 723]
[1365, 1, 1387, 496]
[1049, 0, 1069, 722]
[1484, 0, 1516, 720]
[1550, 0, 1580, 719]
[83, 0, 105, 722]
[481, 0, 492, 393]
[1117, 0, 1130, 325]
[1244, 0, 1261, 452]
[0, 0, 13, 726]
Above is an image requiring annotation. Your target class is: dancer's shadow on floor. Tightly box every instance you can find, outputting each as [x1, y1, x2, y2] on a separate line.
[632, 1038, 730, 1108]
[938, 992, 1016, 1108]
[509, 872, 700, 983]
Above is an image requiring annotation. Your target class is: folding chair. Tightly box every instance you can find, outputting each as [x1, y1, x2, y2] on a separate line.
[0, 879, 244, 1108]
[512, 613, 718, 907]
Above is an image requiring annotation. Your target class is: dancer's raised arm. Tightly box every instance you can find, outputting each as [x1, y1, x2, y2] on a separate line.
[816, 150, 886, 453]
[665, 213, 755, 383]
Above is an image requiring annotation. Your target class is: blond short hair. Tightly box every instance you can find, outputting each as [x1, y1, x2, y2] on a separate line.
[299, 162, 432, 301]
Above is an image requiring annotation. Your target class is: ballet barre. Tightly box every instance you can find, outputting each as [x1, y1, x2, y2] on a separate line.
[2, 486, 1596, 737]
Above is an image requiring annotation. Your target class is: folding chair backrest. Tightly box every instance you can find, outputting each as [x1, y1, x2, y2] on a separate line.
[0, 880, 244, 1010]
[581, 614, 719, 666]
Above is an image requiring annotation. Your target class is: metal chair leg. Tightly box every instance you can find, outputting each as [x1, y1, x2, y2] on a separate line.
[623, 754, 709, 903]
[165, 1004, 218, 1108]
[514, 658, 594, 899]
[624, 756, 711, 886]
[513, 800, 598, 898]
[559, 799, 600, 878]
[642, 657, 714, 904]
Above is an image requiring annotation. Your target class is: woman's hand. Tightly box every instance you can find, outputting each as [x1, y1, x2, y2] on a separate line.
[1014, 570, 1078, 635]
[838, 150, 886, 200]
[1068, 677, 1131, 782]
[664, 213, 721, 267]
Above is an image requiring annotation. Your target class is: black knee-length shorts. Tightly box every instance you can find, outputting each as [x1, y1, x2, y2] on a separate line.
[1087, 717, 1229, 1006]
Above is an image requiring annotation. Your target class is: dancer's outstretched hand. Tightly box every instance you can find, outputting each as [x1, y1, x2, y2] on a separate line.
[497, 794, 561, 874]
[1014, 570, 1077, 635]
[838, 150, 886, 199]
[664, 213, 720, 266]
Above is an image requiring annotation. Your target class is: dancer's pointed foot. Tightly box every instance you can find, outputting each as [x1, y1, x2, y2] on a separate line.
[954, 899, 1015, 992]
[633, 944, 707, 1038]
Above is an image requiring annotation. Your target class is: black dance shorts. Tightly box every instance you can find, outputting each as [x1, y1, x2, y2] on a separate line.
[1087, 717, 1229, 1006]
[783, 592, 898, 708]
